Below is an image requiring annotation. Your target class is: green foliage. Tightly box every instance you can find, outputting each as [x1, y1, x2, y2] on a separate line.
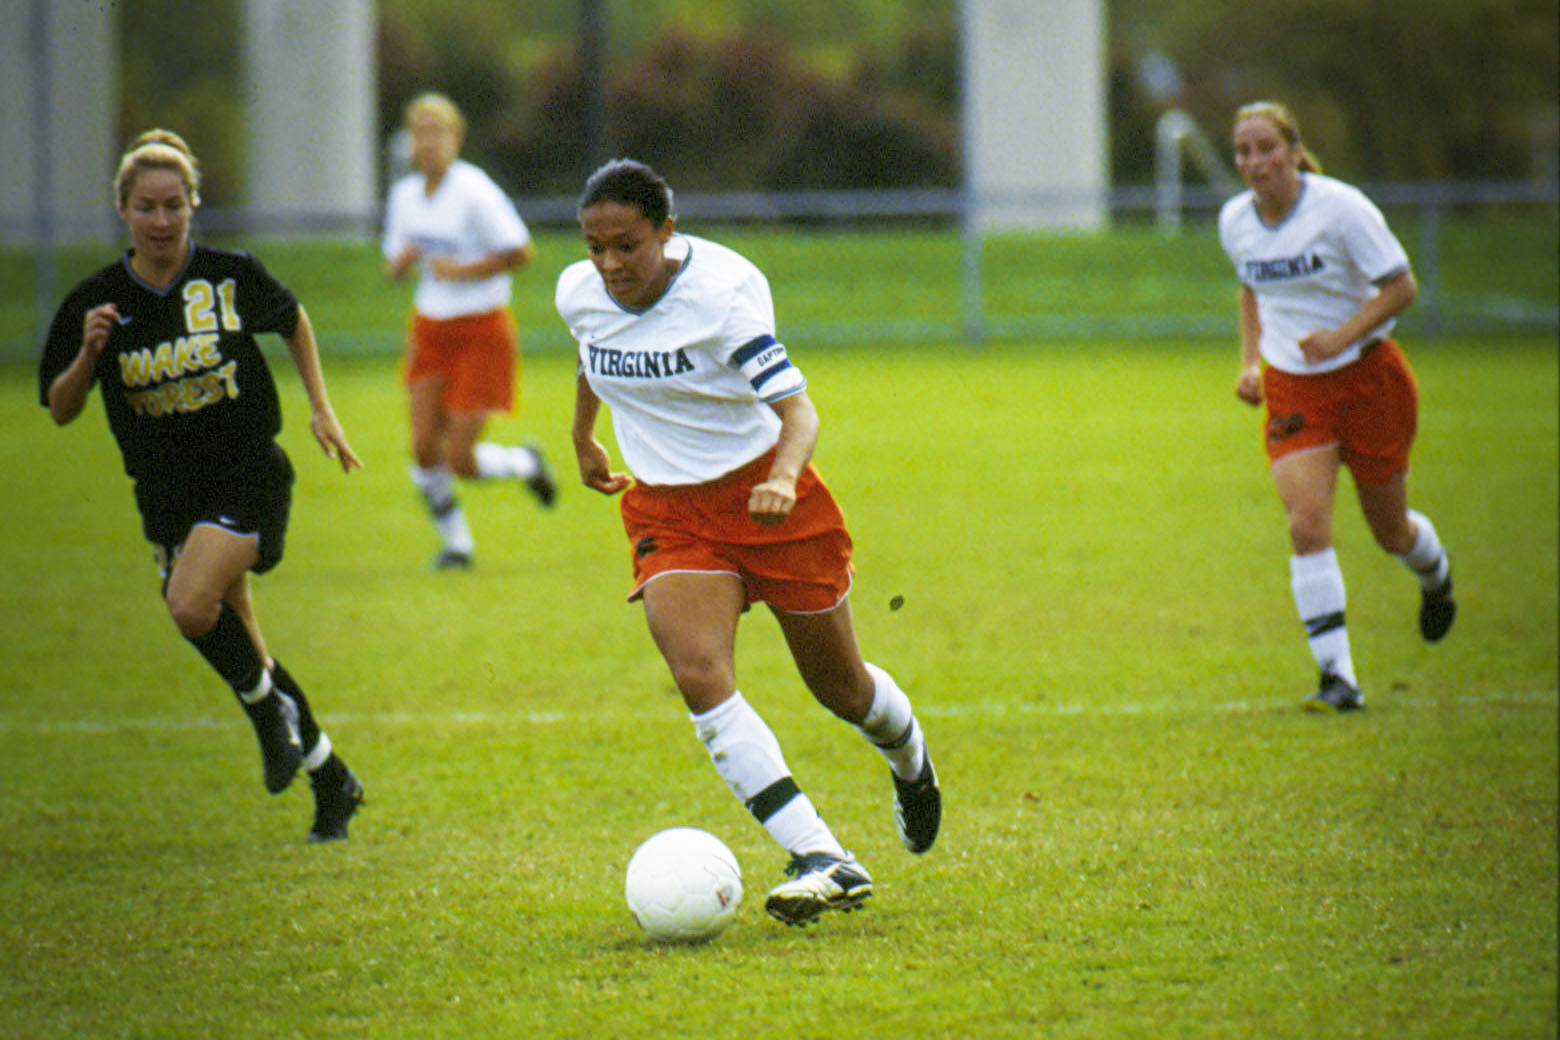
[116, 0, 246, 205]
[2, 330, 1555, 1038]
[1111, 0, 1560, 182]
[104, 0, 1557, 203]
[381, 13, 959, 195]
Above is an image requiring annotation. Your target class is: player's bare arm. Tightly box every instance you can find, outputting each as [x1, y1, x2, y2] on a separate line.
[750, 391, 820, 525]
[572, 372, 631, 495]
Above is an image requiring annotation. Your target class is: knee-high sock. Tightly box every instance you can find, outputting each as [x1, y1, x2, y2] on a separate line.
[1399, 509, 1451, 589]
[189, 605, 266, 696]
[268, 659, 333, 769]
[1291, 549, 1356, 685]
[474, 442, 541, 480]
[691, 692, 844, 857]
[855, 662, 928, 780]
[410, 464, 473, 554]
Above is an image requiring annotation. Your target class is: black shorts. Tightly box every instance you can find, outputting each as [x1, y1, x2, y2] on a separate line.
[135, 441, 295, 577]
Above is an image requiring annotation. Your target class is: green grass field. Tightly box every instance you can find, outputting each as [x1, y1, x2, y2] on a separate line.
[1, 224, 1556, 1038]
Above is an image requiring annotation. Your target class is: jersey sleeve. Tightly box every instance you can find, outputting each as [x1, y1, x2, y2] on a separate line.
[381, 179, 409, 262]
[236, 253, 302, 339]
[37, 285, 93, 407]
[1335, 188, 1410, 283]
[469, 170, 530, 253]
[718, 265, 805, 403]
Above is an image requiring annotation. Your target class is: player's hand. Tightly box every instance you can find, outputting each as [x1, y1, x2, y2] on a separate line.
[748, 477, 797, 525]
[1298, 329, 1346, 366]
[1235, 365, 1263, 406]
[577, 439, 631, 496]
[429, 257, 472, 281]
[388, 245, 421, 281]
[82, 303, 120, 359]
[310, 406, 362, 474]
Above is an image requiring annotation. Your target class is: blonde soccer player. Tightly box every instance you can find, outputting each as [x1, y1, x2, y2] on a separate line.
[40, 130, 365, 838]
[383, 92, 556, 569]
[1219, 101, 1456, 711]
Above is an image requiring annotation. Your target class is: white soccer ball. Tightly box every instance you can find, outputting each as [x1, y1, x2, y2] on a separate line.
[624, 827, 743, 943]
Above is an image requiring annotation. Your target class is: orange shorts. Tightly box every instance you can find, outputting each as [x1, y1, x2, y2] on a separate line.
[619, 449, 855, 613]
[1262, 338, 1419, 485]
[404, 309, 517, 414]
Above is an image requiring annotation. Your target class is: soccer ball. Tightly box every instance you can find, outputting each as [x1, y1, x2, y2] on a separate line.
[624, 827, 743, 943]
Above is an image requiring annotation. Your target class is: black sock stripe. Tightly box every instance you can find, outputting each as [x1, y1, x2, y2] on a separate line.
[745, 777, 800, 823]
[1304, 611, 1346, 638]
[873, 721, 916, 752]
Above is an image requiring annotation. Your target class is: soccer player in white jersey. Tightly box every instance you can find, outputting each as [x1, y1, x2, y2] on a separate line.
[383, 93, 555, 570]
[556, 159, 941, 926]
[1218, 101, 1455, 711]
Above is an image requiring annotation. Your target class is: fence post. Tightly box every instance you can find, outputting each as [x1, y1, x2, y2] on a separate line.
[960, 191, 986, 345]
[1419, 202, 1442, 337]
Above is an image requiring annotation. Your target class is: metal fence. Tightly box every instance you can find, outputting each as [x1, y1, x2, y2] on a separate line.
[7, 178, 1556, 362]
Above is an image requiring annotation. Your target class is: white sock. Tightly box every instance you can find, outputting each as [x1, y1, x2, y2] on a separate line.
[474, 442, 540, 481]
[691, 692, 843, 857]
[410, 463, 454, 508]
[856, 662, 927, 781]
[1400, 510, 1450, 589]
[1291, 549, 1356, 685]
[410, 464, 472, 554]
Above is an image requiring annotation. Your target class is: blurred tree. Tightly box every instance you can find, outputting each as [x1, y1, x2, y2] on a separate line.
[118, 0, 244, 206]
[1110, 0, 1559, 182]
[112, 0, 1557, 204]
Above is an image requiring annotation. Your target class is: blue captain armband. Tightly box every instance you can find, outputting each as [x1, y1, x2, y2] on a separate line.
[730, 334, 806, 401]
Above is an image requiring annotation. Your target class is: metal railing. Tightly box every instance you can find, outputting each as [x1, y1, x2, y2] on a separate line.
[6, 178, 1555, 361]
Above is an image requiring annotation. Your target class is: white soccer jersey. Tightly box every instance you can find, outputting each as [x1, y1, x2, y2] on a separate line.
[1219, 172, 1411, 374]
[382, 160, 531, 320]
[555, 234, 808, 486]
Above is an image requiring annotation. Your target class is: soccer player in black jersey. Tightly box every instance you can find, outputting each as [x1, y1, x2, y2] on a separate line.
[39, 129, 366, 841]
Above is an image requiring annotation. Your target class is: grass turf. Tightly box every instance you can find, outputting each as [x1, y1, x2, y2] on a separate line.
[1, 330, 1554, 1038]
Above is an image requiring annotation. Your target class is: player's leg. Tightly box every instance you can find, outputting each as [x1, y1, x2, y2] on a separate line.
[773, 598, 941, 854]
[264, 655, 364, 841]
[1345, 342, 1454, 642]
[166, 525, 304, 792]
[452, 408, 556, 501]
[642, 572, 862, 925]
[446, 319, 556, 506]
[1272, 446, 1363, 710]
[408, 376, 473, 568]
[1356, 478, 1455, 642]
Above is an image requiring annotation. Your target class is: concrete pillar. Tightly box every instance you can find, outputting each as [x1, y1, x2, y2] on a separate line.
[960, 0, 1108, 231]
[0, 0, 118, 244]
[242, 0, 378, 230]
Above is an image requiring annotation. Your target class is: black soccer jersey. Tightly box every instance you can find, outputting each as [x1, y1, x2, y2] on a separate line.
[39, 244, 301, 485]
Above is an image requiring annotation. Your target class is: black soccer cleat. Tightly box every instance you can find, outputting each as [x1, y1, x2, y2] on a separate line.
[1419, 572, 1456, 643]
[892, 750, 941, 854]
[245, 691, 302, 794]
[432, 548, 473, 570]
[1302, 671, 1364, 713]
[308, 755, 364, 842]
[524, 446, 558, 508]
[764, 852, 873, 927]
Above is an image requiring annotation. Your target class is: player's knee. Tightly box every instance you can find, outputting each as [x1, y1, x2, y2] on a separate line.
[667, 657, 733, 706]
[1370, 517, 1415, 555]
[1287, 512, 1332, 555]
[802, 665, 874, 724]
[165, 591, 220, 640]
